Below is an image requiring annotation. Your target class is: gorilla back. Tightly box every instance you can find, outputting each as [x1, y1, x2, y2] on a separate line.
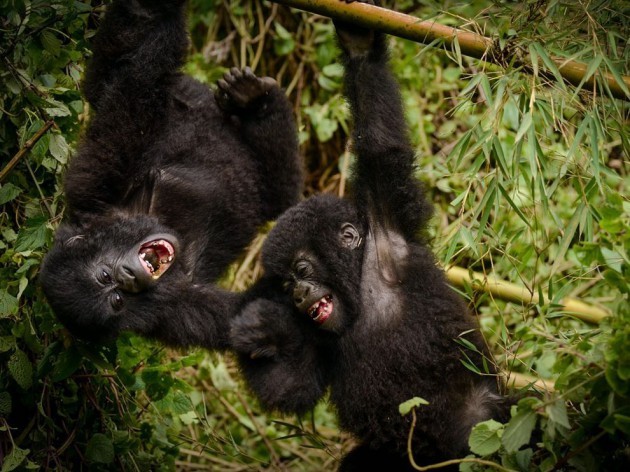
[40, 0, 302, 347]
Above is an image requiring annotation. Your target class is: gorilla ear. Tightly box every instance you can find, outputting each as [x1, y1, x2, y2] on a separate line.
[339, 223, 362, 250]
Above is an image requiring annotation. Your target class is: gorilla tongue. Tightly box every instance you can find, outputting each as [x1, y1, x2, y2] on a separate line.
[138, 240, 175, 279]
[307, 295, 333, 324]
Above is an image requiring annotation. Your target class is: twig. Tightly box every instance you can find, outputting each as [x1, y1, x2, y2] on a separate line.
[0, 120, 55, 183]
[406, 409, 513, 471]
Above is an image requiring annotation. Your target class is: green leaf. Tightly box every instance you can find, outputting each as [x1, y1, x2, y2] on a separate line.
[40, 30, 61, 56]
[502, 410, 536, 453]
[0, 447, 30, 472]
[546, 399, 570, 429]
[0, 183, 22, 205]
[0, 290, 19, 318]
[48, 133, 70, 164]
[399, 396, 429, 416]
[0, 391, 12, 415]
[469, 419, 503, 456]
[15, 216, 51, 252]
[273, 23, 295, 56]
[0, 336, 15, 352]
[8, 349, 33, 390]
[85, 433, 115, 464]
[51, 348, 82, 381]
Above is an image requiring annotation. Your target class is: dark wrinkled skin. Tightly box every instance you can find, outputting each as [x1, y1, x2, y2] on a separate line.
[230, 1, 511, 470]
[40, 0, 302, 347]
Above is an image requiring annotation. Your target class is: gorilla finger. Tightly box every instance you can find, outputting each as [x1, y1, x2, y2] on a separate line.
[217, 78, 230, 91]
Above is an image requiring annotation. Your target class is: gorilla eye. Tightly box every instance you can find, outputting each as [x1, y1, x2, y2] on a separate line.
[294, 261, 312, 278]
[100, 269, 113, 284]
[111, 292, 124, 311]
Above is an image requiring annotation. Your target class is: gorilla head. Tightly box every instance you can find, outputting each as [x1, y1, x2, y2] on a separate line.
[261, 195, 366, 334]
[40, 216, 183, 340]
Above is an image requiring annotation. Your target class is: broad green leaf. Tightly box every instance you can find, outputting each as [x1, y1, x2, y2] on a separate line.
[399, 397, 429, 416]
[85, 433, 114, 464]
[0, 183, 22, 205]
[502, 410, 536, 453]
[0, 290, 19, 318]
[15, 216, 50, 252]
[0, 447, 29, 472]
[49, 133, 69, 164]
[546, 399, 570, 429]
[8, 349, 33, 390]
[469, 419, 503, 456]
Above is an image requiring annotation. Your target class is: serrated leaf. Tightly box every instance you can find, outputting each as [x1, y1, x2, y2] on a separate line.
[15, 216, 50, 252]
[0, 391, 12, 415]
[8, 349, 33, 390]
[502, 410, 536, 452]
[469, 419, 503, 456]
[0, 336, 15, 352]
[546, 399, 570, 429]
[48, 133, 69, 164]
[0, 290, 19, 318]
[40, 30, 61, 56]
[85, 433, 114, 464]
[399, 397, 429, 416]
[0, 183, 22, 205]
[1, 446, 30, 472]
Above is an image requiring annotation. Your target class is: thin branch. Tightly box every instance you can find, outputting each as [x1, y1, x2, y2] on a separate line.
[0, 120, 55, 183]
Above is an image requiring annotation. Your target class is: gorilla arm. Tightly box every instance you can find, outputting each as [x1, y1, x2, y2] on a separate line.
[230, 280, 329, 415]
[64, 0, 189, 223]
[340, 24, 432, 246]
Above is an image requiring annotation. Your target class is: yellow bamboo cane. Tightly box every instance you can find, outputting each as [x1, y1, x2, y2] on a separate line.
[446, 266, 610, 325]
[271, 0, 630, 101]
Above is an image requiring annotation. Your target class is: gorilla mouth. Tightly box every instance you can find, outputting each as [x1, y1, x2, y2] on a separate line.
[307, 295, 333, 324]
[139, 239, 176, 278]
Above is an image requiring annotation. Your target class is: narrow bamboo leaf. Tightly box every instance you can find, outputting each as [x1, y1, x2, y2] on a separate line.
[568, 114, 590, 163]
[530, 43, 567, 92]
[492, 137, 509, 175]
[570, 54, 602, 100]
[515, 112, 532, 144]
[498, 183, 531, 228]
[550, 201, 585, 276]
[601, 56, 630, 98]
[528, 44, 539, 78]
[589, 113, 601, 189]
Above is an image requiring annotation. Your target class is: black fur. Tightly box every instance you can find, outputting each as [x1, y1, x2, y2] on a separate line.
[230, 6, 509, 470]
[39, 0, 302, 347]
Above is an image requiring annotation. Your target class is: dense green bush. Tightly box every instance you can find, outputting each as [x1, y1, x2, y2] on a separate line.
[0, 0, 628, 470]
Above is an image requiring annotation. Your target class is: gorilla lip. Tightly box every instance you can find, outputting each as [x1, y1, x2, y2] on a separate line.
[138, 239, 176, 279]
[307, 295, 333, 324]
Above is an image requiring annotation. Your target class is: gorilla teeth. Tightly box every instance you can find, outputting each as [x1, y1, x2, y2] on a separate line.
[307, 295, 333, 323]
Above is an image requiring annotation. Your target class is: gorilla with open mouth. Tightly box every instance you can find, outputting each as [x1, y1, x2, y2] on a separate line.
[40, 0, 302, 348]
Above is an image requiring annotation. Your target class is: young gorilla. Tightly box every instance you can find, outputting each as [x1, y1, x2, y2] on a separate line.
[230, 4, 509, 470]
[40, 0, 302, 348]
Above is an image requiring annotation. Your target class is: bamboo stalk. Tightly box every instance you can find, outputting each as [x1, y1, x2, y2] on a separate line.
[446, 266, 610, 325]
[270, 0, 630, 101]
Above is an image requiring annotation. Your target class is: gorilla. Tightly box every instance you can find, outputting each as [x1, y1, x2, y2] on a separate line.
[230, 3, 510, 470]
[39, 0, 302, 347]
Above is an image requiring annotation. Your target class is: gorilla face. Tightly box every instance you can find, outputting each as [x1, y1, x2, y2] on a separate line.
[277, 222, 364, 334]
[40, 215, 182, 340]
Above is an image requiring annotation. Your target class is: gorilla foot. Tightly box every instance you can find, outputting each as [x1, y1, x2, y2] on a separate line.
[215, 67, 277, 114]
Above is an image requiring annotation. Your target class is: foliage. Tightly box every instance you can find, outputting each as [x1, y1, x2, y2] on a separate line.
[0, 0, 628, 470]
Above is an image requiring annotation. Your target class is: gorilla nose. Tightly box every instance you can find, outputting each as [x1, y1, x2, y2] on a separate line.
[117, 266, 142, 293]
[293, 284, 311, 306]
